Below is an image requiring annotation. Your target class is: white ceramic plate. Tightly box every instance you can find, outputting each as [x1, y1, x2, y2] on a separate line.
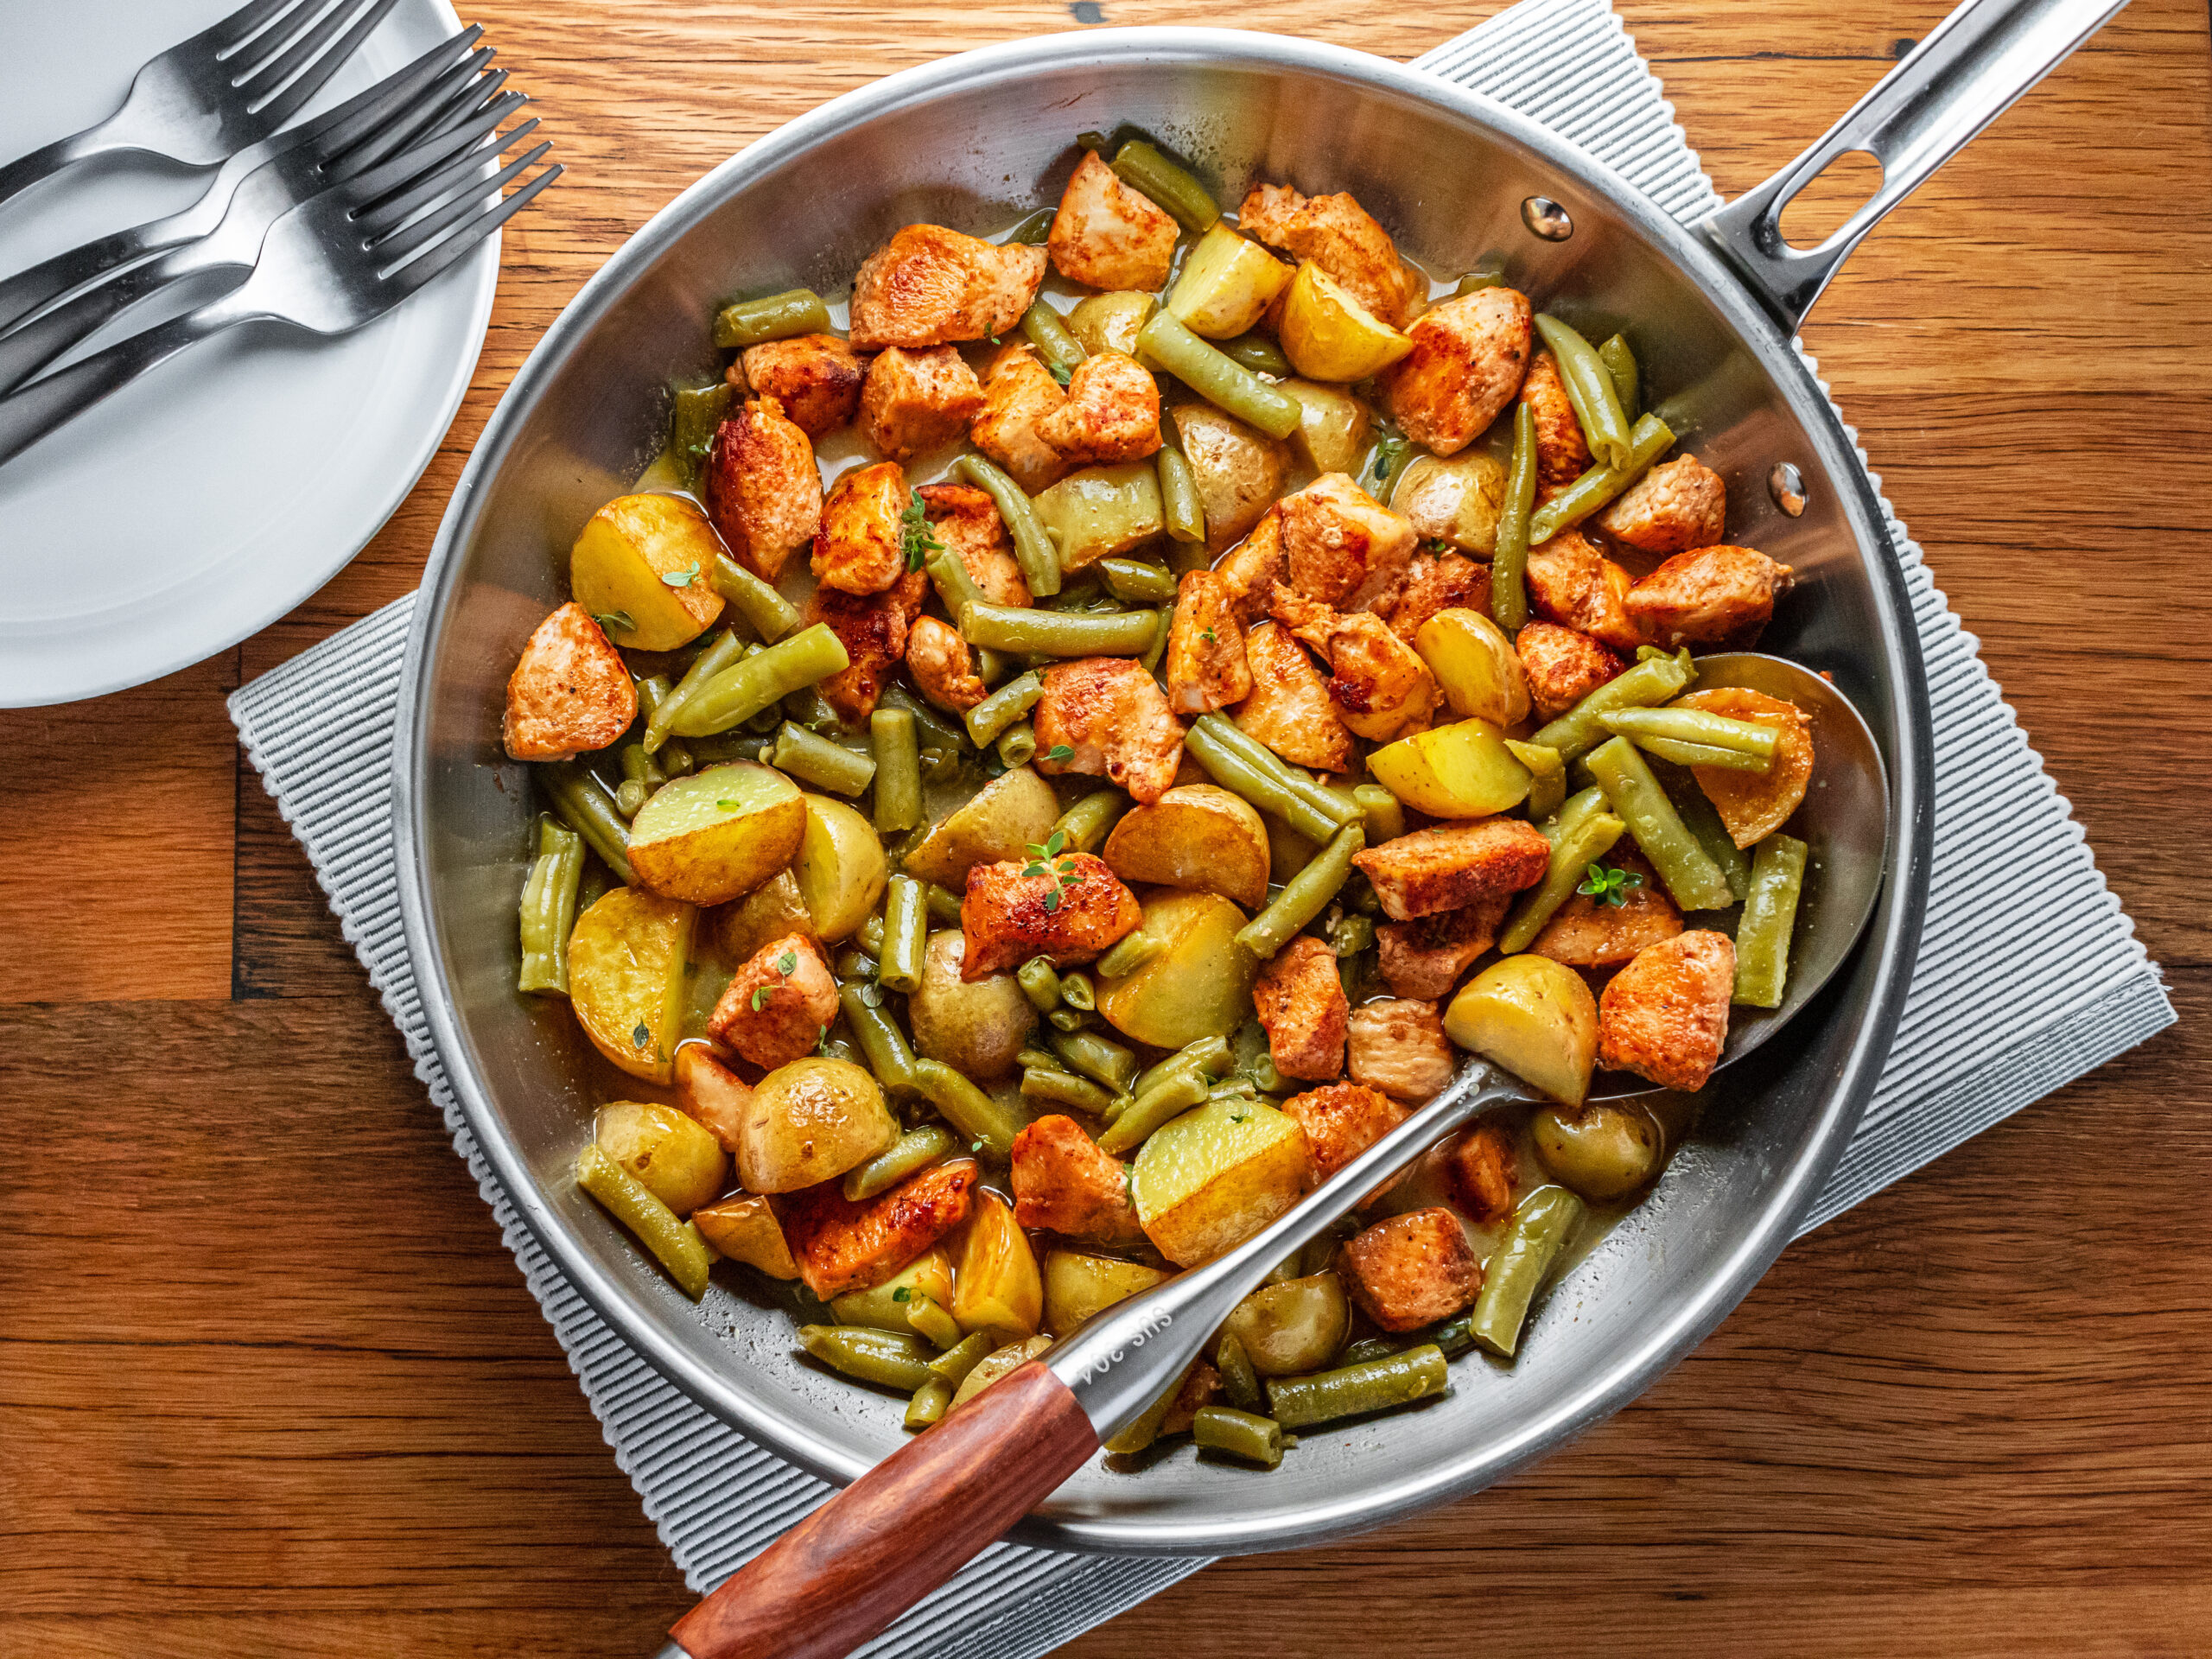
[0, 0, 499, 706]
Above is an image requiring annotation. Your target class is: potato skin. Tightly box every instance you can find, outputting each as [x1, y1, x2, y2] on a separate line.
[1382, 287, 1534, 456]
[740, 334, 864, 439]
[1100, 783, 1271, 911]
[1675, 686, 1815, 848]
[1345, 997, 1456, 1102]
[774, 1157, 979, 1299]
[1597, 929, 1736, 1092]
[1253, 936, 1350, 1083]
[1443, 954, 1599, 1107]
[1131, 1097, 1312, 1267]
[848, 225, 1046, 349]
[1050, 151, 1179, 291]
[734, 1056, 899, 1195]
[1171, 403, 1290, 555]
[1354, 818, 1551, 921]
[706, 397, 823, 582]
[899, 765, 1061, 889]
[1445, 1118, 1519, 1223]
[1010, 1114, 1144, 1245]
[707, 933, 838, 1071]
[959, 851, 1143, 980]
[1341, 1207, 1484, 1332]
[1516, 620, 1625, 721]
[1278, 1081, 1407, 1182]
[503, 602, 636, 761]
[811, 459, 910, 597]
[1376, 891, 1512, 1000]
[1037, 350, 1162, 464]
[859, 344, 985, 463]
[906, 928, 1037, 1079]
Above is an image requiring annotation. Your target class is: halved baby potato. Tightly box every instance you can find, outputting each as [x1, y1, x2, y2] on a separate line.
[899, 765, 1061, 888]
[1279, 261, 1414, 383]
[690, 1192, 798, 1279]
[1393, 452, 1508, 556]
[1067, 290, 1158, 358]
[1032, 461, 1166, 572]
[1100, 784, 1270, 910]
[791, 793, 888, 942]
[1222, 1270, 1351, 1376]
[1164, 223, 1294, 338]
[1675, 687, 1815, 848]
[1280, 378, 1375, 476]
[1042, 1249, 1169, 1337]
[1096, 888, 1257, 1049]
[831, 1244, 963, 1348]
[1132, 1096, 1312, 1267]
[906, 929, 1037, 1080]
[1368, 717, 1533, 817]
[594, 1101, 728, 1216]
[627, 762, 806, 906]
[569, 493, 726, 651]
[1443, 955, 1599, 1106]
[736, 1056, 899, 1193]
[1415, 608, 1531, 728]
[951, 1189, 1044, 1343]
[567, 887, 696, 1084]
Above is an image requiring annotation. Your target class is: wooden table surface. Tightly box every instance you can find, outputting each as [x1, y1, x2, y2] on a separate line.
[5, 0, 2209, 1652]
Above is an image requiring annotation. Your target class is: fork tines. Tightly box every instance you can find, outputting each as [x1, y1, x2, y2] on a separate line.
[213, 0, 410, 130]
[347, 101, 562, 297]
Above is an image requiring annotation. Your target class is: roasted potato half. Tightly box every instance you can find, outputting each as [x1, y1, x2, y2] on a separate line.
[736, 1057, 899, 1192]
[1280, 378, 1375, 476]
[627, 762, 807, 906]
[569, 493, 726, 651]
[1100, 783, 1271, 910]
[1164, 223, 1294, 338]
[567, 887, 696, 1084]
[951, 1189, 1045, 1343]
[1096, 887, 1258, 1049]
[1279, 260, 1413, 383]
[1223, 1270, 1351, 1376]
[594, 1102, 728, 1216]
[1393, 452, 1508, 556]
[1042, 1249, 1169, 1337]
[900, 766, 1061, 889]
[831, 1245, 963, 1348]
[1676, 687, 1815, 848]
[1032, 461, 1166, 573]
[906, 928, 1037, 1080]
[1067, 290, 1158, 358]
[690, 1193, 798, 1279]
[791, 793, 888, 942]
[1444, 955, 1599, 1106]
[1414, 608, 1531, 728]
[1132, 1096, 1313, 1267]
[1367, 717, 1534, 817]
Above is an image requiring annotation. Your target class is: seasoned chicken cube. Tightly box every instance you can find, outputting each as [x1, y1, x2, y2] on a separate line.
[739, 334, 865, 438]
[1010, 1113, 1144, 1245]
[1341, 1207, 1482, 1332]
[1516, 620, 1625, 721]
[1518, 349, 1592, 496]
[1444, 1119, 1518, 1223]
[859, 344, 986, 463]
[1278, 472, 1417, 610]
[1036, 350, 1161, 463]
[1253, 936, 1349, 1083]
[673, 1045, 753, 1155]
[1376, 892, 1512, 1000]
[1354, 819, 1551, 922]
[916, 481, 1029, 607]
[1268, 586, 1440, 743]
[1346, 998, 1456, 1102]
[1233, 619, 1353, 772]
[706, 933, 839, 1071]
[960, 849, 1143, 979]
[503, 602, 637, 761]
[1237, 182, 1421, 328]
[1595, 454, 1727, 553]
[905, 614, 988, 714]
[775, 1158, 980, 1300]
[1163, 569, 1252, 715]
[969, 343, 1071, 495]
[1160, 1359, 1223, 1437]
[809, 568, 928, 723]
[1279, 1081, 1408, 1182]
[1382, 286, 1533, 458]
[1530, 849, 1682, 968]
[811, 459, 911, 596]
[1049, 151, 1179, 291]
[1624, 544, 1795, 648]
[848, 224, 1046, 350]
[1033, 657, 1186, 804]
[1526, 527, 1645, 654]
[1172, 402, 1290, 554]
[1598, 929, 1736, 1092]
[705, 396, 823, 582]
[1370, 549, 1490, 643]
[1214, 510, 1285, 626]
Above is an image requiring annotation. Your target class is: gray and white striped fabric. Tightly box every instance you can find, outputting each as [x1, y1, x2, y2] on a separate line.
[230, 0, 2172, 1646]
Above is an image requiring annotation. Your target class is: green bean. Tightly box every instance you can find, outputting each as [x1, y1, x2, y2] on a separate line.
[1504, 739, 1566, 822]
[1020, 1065, 1118, 1116]
[856, 913, 887, 960]
[1099, 556, 1179, 604]
[960, 601, 1158, 658]
[1266, 1344, 1449, 1428]
[1109, 138, 1220, 233]
[952, 453, 1061, 598]
[1497, 804, 1628, 955]
[1096, 930, 1165, 979]
[1131, 1036, 1232, 1098]
[1017, 957, 1063, 1014]
[875, 876, 928, 995]
[575, 1144, 711, 1300]
[1007, 207, 1055, 245]
[1157, 443, 1206, 544]
[1021, 300, 1087, 379]
[838, 983, 919, 1096]
[1352, 783, 1405, 845]
[919, 882, 964, 928]
[1183, 721, 1344, 844]
[963, 669, 1045, 747]
[1365, 430, 1414, 502]
[995, 720, 1038, 769]
[1216, 333, 1291, 377]
[670, 380, 733, 484]
[1492, 401, 1538, 631]
[1195, 715, 1359, 829]
[1047, 1007, 1091, 1033]
[842, 1124, 957, 1204]
[836, 945, 878, 980]
[773, 721, 876, 795]
[667, 624, 849, 737]
[1047, 1027, 1138, 1094]
[539, 762, 635, 885]
[929, 1332, 995, 1385]
[1455, 259, 1506, 295]
[909, 1058, 1027, 1160]
[1529, 648, 1695, 763]
[1096, 1066, 1210, 1155]
[867, 707, 922, 836]
[1135, 312, 1300, 440]
[1235, 824, 1365, 962]
[1059, 970, 1096, 1013]
[1584, 736, 1738, 912]
[709, 552, 800, 643]
[1630, 734, 1775, 772]
[1471, 1186, 1586, 1358]
[1425, 1312, 1479, 1360]
[1214, 1334, 1265, 1415]
[1648, 759, 1753, 901]
[1527, 412, 1675, 544]
[1193, 1404, 1283, 1466]
[659, 740, 696, 779]
[1598, 333, 1640, 422]
[798, 1323, 936, 1391]
[925, 549, 988, 626]
[1599, 706, 1780, 760]
[1338, 1337, 1400, 1368]
[619, 740, 664, 811]
[905, 1376, 953, 1429]
[518, 817, 584, 995]
[712, 287, 832, 350]
[1533, 314, 1632, 470]
[1329, 912, 1376, 959]
[1734, 833, 1808, 1007]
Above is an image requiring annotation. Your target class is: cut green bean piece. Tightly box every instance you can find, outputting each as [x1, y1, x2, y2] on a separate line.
[1598, 333, 1639, 422]
[668, 623, 850, 737]
[1109, 138, 1220, 233]
[1504, 739, 1566, 822]
[1215, 333, 1291, 377]
[1528, 412, 1675, 544]
[838, 983, 919, 1096]
[1102, 1365, 1184, 1454]
[1157, 443, 1206, 544]
[1471, 1186, 1587, 1358]
[1059, 970, 1096, 1013]
[1099, 556, 1179, 604]
[929, 1332, 995, 1384]
[1047, 1007, 1090, 1033]
[995, 720, 1038, 769]
[1096, 1067, 1211, 1155]
[1352, 783, 1405, 844]
[1016, 1046, 1061, 1074]
[1584, 735, 1738, 912]
[963, 669, 1046, 747]
[540, 762, 635, 885]
[1497, 806, 1628, 956]
[1194, 1404, 1283, 1466]
[1329, 912, 1375, 959]
[1017, 956, 1064, 1014]
[713, 287, 832, 350]
[909, 1058, 1027, 1160]
[1214, 1335, 1264, 1415]
[1236, 824, 1365, 962]
[575, 1144, 711, 1300]
[1734, 833, 1808, 1007]
[1020, 1065, 1119, 1115]
[1135, 312, 1301, 440]
[773, 721, 876, 795]
[953, 453, 1061, 598]
[1052, 790, 1129, 855]
[1131, 1036, 1231, 1098]
[1630, 734, 1776, 772]
[878, 876, 928, 994]
[870, 707, 922, 834]
[1183, 720, 1344, 844]
[1141, 602, 1173, 676]
[1265, 1344, 1450, 1428]
[1533, 314, 1632, 470]
[925, 546, 989, 622]
[1195, 715, 1358, 829]
[960, 601, 1158, 658]
[1492, 401, 1538, 631]
[709, 552, 799, 642]
[842, 1124, 957, 1202]
[1021, 301, 1087, 378]
[1338, 1336, 1399, 1368]
[1649, 759, 1754, 902]
[1529, 649, 1695, 763]
[670, 381, 734, 484]
[798, 1323, 936, 1391]
[518, 817, 584, 995]
[1007, 207, 1055, 245]
[905, 1376, 953, 1429]
[1455, 258, 1506, 295]
[1426, 1312, 1480, 1360]
[1047, 1027, 1138, 1094]
[922, 881, 964, 926]
[1599, 706, 1781, 759]
[1096, 929, 1165, 979]
[857, 912, 886, 959]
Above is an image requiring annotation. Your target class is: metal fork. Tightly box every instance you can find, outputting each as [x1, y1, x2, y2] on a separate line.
[0, 0, 406, 213]
[0, 112, 559, 470]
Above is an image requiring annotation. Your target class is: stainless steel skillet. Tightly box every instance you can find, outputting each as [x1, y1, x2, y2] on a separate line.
[391, 0, 2116, 1568]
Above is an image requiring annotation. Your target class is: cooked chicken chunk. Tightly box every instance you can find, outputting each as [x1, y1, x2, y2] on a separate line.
[1516, 620, 1625, 721]
[1598, 930, 1736, 1092]
[1341, 1207, 1482, 1332]
[1049, 151, 1179, 291]
[809, 568, 928, 722]
[960, 849, 1143, 979]
[1011, 1114, 1145, 1245]
[1518, 349, 1592, 496]
[1033, 657, 1186, 804]
[1346, 998, 1456, 1102]
[1160, 1359, 1223, 1437]
[775, 1158, 980, 1300]
[1268, 586, 1440, 743]
[1355, 818, 1551, 922]
[859, 345, 985, 463]
[673, 1046, 753, 1155]
[1525, 527, 1645, 654]
[1163, 569, 1252, 715]
[811, 460, 910, 596]
[848, 224, 1047, 350]
[1595, 454, 1727, 553]
[706, 933, 839, 1071]
[1171, 402, 1290, 553]
[1278, 473, 1417, 610]
[1624, 544, 1794, 648]
[1253, 936, 1349, 1083]
[1215, 510, 1285, 626]
[705, 396, 823, 582]
[503, 602, 637, 761]
[916, 481, 1029, 607]
[1237, 182, 1421, 328]
[1445, 1119, 1518, 1223]
[1233, 619, 1354, 772]
[1382, 286, 1533, 456]
[739, 334, 865, 438]
[1370, 549, 1491, 644]
[905, 614, 988, 714]
[1279, 1081, 1408, 1182]
[1376, 892, 1512, 1000]
[1530, 849, 1683, 968]
[969, 343, 1071, 495]
[1036, 350, 1161, 463]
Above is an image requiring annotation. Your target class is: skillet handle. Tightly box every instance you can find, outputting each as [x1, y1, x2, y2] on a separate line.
[1697, 0, 2130, 330]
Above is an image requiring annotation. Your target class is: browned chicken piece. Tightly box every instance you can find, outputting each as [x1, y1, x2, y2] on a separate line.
[672, 1045, 753, 1155]
[1444, 1119, 1518, 1223]
[1599, 930, 1736, 1092]
[809, 568, 928, 723]
[1355, 819, 1551, 922]
[1530, 849, 1682, 968]
[1010, 1114, 1145, 1245]
[739, 334, 865, 438]
[706, 933, 839, 1071]
[859, 344, 986, 463]
[1233, 619, 1354, 772]
[1382, 286, 1534, 456]
[1278, 472, 1417, 610]
[1268, 585, 1440, 743]
[705, 396, 823, 582]
[1624, 544, 1795, 648]
[1171, 403, 1290, 554]
[1163, 569, 1253, 715]
[904, 614, 989, 714]
[1049, 151, 1179, 291]
[1160, 1359, 1223, 1437]
[1376, 892, 1512, 1000]
[969, 343, 1071, 495]
[1346, 998, 1456, 1102]
[1516, 620, 1626, 721]
[1280, 1081, 1408, 1182]
[1595, 454, 1727, 553]
[1518, 349, 1592, 496]
[916, 481, 1030, 607]
[1341, 1207, 1483, 1332]
[1214, 509, 1285, 626]
[960, 850, 1143, 979]
[847, 224, 1047, 350]
[503, 602, 636, 761]
[811, 459, 911, 597]
[1036, 350, 1161, 463]
[776, 1159, 979, 1300]
[1033, 657, 1186, 804]
[1525, 527, 1645, 654]
[1369, 549, 1491, 642]
[1253, 937, 1349, 1083]
[1236, 182, 1421, 328]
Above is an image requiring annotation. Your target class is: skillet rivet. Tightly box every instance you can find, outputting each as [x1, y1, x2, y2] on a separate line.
[1521, 196, 1572, 240]
[1769, 462, 1808, 517]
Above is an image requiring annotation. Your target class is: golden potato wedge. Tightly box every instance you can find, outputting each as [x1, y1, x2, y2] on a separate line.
[1280, 378, 1375, 476]
[1367, 717, 1534, 818]
[791, 794, 887, 942]
[567, 887, 696, 1084]
[1675, 687, 1815, 848]
[1132, 1097, 1313, 1267]
[736, 1057, 899, 1192]
[690, 1193, 798, 1279]
[831, 1244, 963, 1347]
[1067, 290, 1158, 358]
[951, 1189, 1044, 1343]
[899, 766, 1061, 889]
[950, 1333, 1055, 1409]
[907, 929, 1037, 1080]
[1031, 461, 1166, 573]
[1171, 403, 1290, 553]
[1532, 1102, 1664, 1202]
[1392, 452, 1508, 556]
[1042, 1249, 1169, 1337]
[627, 762, 807, 906]
[1443, 955, 1599, 1105]
[1279, 260, 1413, 383]
[569, 493, 726, 651]
[1099, 784, 1270, 910]
[1414, 608, 1530, 728]
[594, 1102, 728, 1217]
[1164, 223, 1294, 338]
[1222, 1271, 1350, 1376]
[711, 868, 815, 964]
[1096, 888, 1258, 1050]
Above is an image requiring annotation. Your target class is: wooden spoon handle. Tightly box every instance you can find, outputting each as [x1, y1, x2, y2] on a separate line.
[667, 1360, 1099, 1659]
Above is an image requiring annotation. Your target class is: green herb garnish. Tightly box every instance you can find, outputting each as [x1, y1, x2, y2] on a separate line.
[592, 610, 635, 634]
[1366, 434, 1408, 486]
[631, 1021, 651, 1048]
[892, 1286, 912, 1303]
[1576, 863, 1643, 907]
[1047, 360, 1072, 387]
[901, 488, 944, 572]
[661, 563, 700, 588]
[1044, 743, 1075, 764]
[776, 950, 798, 976]
[751, 984, 774, 1011]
